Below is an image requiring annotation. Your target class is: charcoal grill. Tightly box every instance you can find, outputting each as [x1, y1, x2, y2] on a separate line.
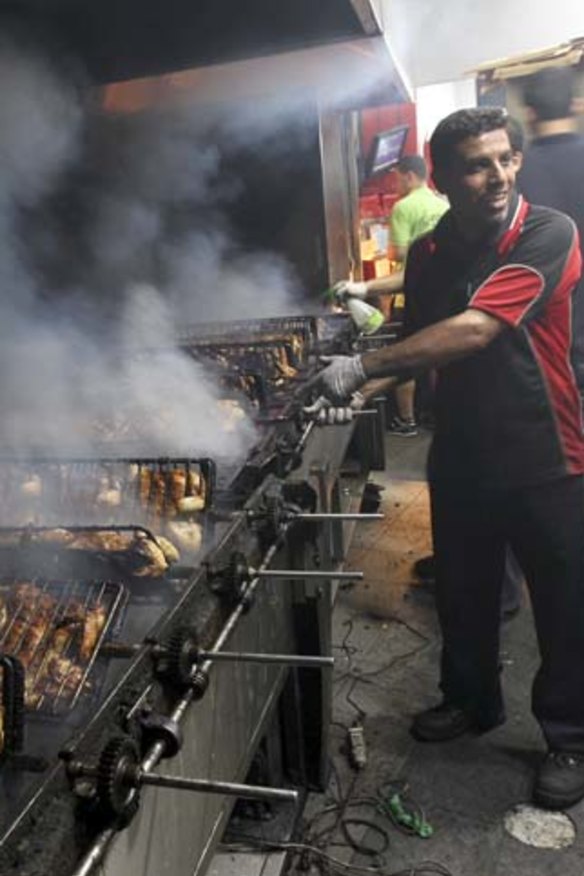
[0, 315, 384, 876]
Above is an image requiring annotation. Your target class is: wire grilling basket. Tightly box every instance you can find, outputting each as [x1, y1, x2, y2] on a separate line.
[0, 577, 125, 715]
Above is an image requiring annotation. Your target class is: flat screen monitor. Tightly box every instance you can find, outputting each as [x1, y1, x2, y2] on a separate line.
[364, 125, 409, 178]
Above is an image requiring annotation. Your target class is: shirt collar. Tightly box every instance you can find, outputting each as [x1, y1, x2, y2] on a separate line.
[433, 190, 527, 259]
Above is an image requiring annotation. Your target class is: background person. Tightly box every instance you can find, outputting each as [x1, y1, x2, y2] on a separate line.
[314, 107, 584, 811]
[518, 66, 584, 406]
[336, 154, 448, 436]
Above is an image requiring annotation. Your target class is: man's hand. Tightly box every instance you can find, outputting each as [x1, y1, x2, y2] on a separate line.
[312, 354, 367, 403]
[333, 280, 368, 301]
[304, 392, 365, 425]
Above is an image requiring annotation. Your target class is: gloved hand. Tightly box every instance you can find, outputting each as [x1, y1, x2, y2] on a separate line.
[315, 354, 367, 403]
[333, 280, 369, 301]
[304, 392, 365, 425]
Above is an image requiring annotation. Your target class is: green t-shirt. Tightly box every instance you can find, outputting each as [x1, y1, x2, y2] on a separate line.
[390, 186, 449, 251]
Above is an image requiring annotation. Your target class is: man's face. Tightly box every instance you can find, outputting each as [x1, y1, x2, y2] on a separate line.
[435, 129, 521, 236]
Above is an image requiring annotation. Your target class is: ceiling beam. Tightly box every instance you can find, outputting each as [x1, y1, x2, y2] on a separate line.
[348, 0, 383, 37]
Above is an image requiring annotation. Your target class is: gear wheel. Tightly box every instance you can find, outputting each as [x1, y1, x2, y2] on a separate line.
[264, 497, 286, 543]
[97, 736, 141, 821]
[208, 552, 249, 602]
[165, 626, 200, 688]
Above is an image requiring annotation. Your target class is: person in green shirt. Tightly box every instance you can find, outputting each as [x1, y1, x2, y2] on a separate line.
[335, 154, 448, 434]
[390, 154, 449, 256]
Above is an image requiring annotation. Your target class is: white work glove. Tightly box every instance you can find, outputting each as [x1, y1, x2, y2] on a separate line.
[304, 392, 365, 425]
[316, 354, 367, 403]
[333, 280, 369, 301]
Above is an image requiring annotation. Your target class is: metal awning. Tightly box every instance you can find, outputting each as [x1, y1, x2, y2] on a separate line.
[101, 35, 411, 114]
[0, 0, 382, 84]
[469, 37, 584, 82]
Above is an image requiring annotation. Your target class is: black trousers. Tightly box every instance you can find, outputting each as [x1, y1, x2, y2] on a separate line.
[430, 473, 584, 752]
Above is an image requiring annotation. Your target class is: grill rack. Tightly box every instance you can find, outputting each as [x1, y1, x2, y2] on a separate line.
[0, 456, 216, 531]
[353, 323, 400, 352]
[180, 336, 308, 398]
[314, 313, 355, 349]
[0, 577, 125, 715]
[177, 313, 355, 356]
[176, 314, 354, 414]
[175, 315, 317, 347]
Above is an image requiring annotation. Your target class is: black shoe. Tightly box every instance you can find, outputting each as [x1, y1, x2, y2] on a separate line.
[534, 751, 584, 810]
[388, 416, 418, 437]
[411, 701, 505, 742]
[411, 702, 474, 742]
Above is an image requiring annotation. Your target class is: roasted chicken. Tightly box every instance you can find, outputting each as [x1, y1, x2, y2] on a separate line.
[0, 582, 110, 711]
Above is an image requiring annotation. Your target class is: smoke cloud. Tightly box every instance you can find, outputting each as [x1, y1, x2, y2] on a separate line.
[0, 38, 273, 461]
[0, 26, 394, 461]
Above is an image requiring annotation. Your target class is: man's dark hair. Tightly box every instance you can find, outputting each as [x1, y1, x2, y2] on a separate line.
[430, 107, 509, 172]
[397, 154, 428, 180]
[523, 67, 575, 121]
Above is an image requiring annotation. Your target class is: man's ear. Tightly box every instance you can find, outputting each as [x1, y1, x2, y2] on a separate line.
[512, 151, 524, 171]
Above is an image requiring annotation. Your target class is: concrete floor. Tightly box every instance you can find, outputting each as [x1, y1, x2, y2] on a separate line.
[296, 429, 584, 876]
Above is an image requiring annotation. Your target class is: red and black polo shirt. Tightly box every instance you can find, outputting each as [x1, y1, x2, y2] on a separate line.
[404, 192, 584, 489]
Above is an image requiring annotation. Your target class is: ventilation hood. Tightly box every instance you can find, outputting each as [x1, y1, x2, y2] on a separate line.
[0, 0, 382, 84]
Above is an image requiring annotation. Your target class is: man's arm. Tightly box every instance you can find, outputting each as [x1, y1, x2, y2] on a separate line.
[364, 271, 405, 295]
[361, 308, 504, 380]
[313, 309, 506, 403]
[334, 270, 404, 299]
[360, 374, 400, 401]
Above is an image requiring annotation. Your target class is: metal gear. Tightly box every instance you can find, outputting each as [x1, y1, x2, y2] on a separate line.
[263, 495, 286, 542]
[96, 736, 141, 821]
[165, 626, 200, 688]
[208, 551, 249, 603]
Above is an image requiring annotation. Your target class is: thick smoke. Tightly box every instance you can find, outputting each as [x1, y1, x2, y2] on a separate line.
[0, 37, 82, 318]
[73, 104, 305, 323]
[0, 27, 392, 459]
[0, 38, 263, 459]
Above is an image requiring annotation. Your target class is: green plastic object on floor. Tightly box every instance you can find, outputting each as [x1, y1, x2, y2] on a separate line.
[378, 791, 434, 839]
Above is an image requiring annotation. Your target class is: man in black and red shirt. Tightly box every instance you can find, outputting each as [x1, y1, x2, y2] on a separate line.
[314, 107, 584, 810]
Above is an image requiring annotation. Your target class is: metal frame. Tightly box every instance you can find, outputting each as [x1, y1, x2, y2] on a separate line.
[348, 0, 383, 36]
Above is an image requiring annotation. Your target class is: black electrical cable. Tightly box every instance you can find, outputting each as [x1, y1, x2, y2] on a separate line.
[306, 772, 359, 847]
[339, 817, 389, 857]
[221, 836, 454, 876]
[380, 613, 431, 643]
[298, 611, 448, 875]
[332, 614, 432, 704]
